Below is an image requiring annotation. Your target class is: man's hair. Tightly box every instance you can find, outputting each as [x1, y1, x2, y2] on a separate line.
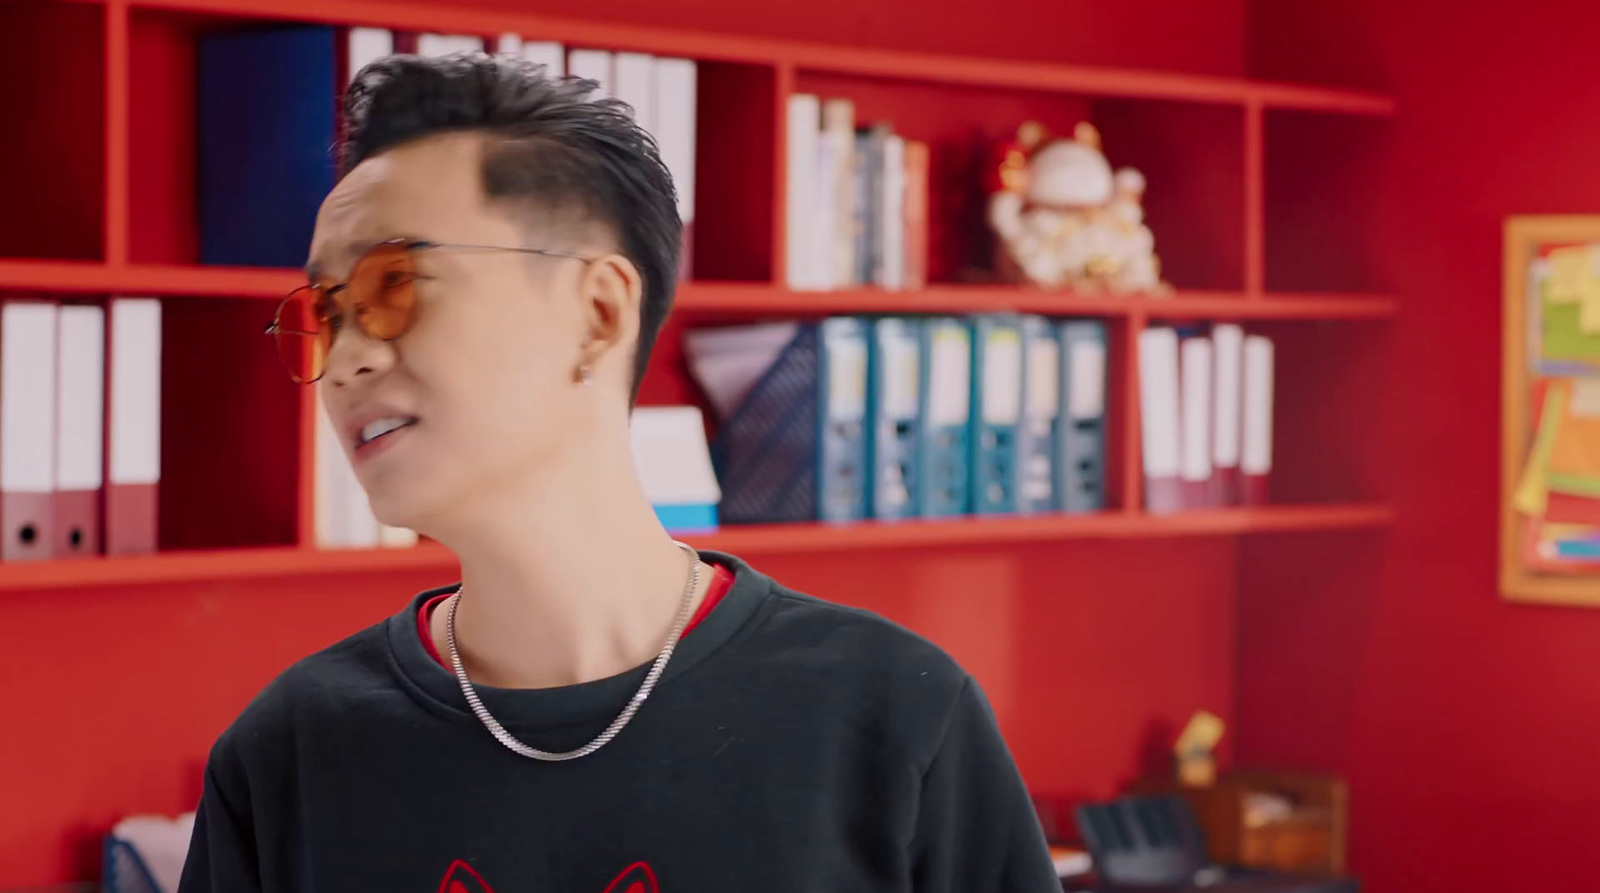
[339, 52, 682, 401]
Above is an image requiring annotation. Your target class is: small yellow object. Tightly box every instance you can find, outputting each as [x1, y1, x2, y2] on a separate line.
[1174, 710, 1226, 787]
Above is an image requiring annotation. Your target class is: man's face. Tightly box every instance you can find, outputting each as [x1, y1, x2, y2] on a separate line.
[307, 132, 594, 534]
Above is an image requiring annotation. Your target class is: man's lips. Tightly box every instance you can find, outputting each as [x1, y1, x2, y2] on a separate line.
[342, 407, 421, 454]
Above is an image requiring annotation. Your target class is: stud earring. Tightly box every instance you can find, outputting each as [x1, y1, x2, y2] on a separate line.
[576, 364, 594, 387]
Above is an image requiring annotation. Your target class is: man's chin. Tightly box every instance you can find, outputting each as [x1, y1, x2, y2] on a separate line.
[366, 486, 436, 539]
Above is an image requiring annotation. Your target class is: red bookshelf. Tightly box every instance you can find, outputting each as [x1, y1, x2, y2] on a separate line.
[0, 0, 1398, 885]
[0, 503, 1393, 593]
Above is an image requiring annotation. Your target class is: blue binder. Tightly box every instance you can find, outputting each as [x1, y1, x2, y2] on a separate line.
[1017, 315, 1059, 514]
[708, 320, 868, 524]
[198, 25, 339, 267]
[969, 315, 1024, 515]
[916, 317, 972, 517]
[867, 317, 922, 520]
[817, 317, 871, 522]
[1058, 319, 1108, 513]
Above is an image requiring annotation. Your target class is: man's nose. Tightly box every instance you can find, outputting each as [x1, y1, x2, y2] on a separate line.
[322, 318, 397, 387]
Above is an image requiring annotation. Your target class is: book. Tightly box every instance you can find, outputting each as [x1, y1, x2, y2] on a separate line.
[903, 141, 930, 291]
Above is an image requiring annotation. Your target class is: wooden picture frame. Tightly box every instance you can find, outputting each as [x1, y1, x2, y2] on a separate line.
[1501, 215, 1600, 606]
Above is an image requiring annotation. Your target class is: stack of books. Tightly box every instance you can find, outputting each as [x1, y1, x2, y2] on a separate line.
[785, 95, 930, 292]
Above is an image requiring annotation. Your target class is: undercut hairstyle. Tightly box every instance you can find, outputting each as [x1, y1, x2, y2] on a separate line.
[339, 52, 683, 402]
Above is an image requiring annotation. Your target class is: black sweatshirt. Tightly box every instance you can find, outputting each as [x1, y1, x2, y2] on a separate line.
[178, 552, 1060, 892]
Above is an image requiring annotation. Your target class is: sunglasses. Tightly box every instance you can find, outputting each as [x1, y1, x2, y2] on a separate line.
[265, 239, 592, 384]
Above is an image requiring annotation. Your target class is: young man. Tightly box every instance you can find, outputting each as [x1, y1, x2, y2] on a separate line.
[180, 53, 1059, 892]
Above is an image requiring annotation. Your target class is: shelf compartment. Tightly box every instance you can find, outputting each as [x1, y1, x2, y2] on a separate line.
[0, 2, 106, 262]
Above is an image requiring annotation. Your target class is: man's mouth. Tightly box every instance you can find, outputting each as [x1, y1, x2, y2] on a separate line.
[357, 416, 419, 448]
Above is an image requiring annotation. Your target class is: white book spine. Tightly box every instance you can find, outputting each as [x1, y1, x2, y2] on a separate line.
[521, 41, 566, 77]
[567, 49, 613, 97]
[613, 52, 656, 135]
[416, 34, 485, 57]
[879, 134, 906, 290]
[345, 28, 394, 85]
[1212, 324, 1244, 471]
[2, 304, 57, 495]
[313, 393, 347, 548]
[1137, 327, 1181, 480]
[820, 100, 856, 289]
[653, 58, 696, 228]
[108, 299, 160, 488]
[785, 94, 821, 290]
[56, 305, 104, 493]
[340, 461, 381, 549]
[1242, 336, 1275, 476]
[494, 33, 522, 55]
[814, 138, 837, 291]
[1179, 336, 1214, 484]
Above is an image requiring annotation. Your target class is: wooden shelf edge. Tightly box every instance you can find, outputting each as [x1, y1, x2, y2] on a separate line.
[0, 504, 1390, 592]
[123, 0, 1393, 114]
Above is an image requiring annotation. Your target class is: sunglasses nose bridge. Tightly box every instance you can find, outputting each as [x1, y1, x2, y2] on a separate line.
[322, 311, 403, 387]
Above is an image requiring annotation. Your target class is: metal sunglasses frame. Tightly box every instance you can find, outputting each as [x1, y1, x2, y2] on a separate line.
[263, 239, 595, 383]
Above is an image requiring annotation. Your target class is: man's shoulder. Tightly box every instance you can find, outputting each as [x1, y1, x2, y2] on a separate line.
[211, 617, 397, 763]
[763, 582, 968, 685]
[735, 576, 975, 759]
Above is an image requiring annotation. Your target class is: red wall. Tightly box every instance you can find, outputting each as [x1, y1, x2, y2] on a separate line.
[0, 0, 1249, 885]
[1243, 2, 1600, 892]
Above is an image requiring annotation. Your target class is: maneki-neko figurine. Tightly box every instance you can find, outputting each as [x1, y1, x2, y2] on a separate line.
[987, 121, 1170, 295]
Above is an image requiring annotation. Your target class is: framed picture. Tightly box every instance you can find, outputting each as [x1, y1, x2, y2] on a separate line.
[1501, 215, 1600, 606]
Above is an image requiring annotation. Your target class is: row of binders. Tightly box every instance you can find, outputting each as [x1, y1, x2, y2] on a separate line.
[198, 26, 696, 273]
[686, 315, 1107, 523]
[1138, 324, 1274, 513]
[0, 300, 161, 560]
[785, 95, 929, 291]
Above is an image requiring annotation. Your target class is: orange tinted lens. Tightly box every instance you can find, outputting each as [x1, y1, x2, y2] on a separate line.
[349, 242, 418, 341]
[273, 286, 330, 383]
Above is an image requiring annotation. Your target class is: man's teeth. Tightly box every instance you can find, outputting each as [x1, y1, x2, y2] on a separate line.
[360, 417, 414, 445]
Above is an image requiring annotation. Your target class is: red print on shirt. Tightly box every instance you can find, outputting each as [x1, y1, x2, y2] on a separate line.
[437, 860, 660, 893]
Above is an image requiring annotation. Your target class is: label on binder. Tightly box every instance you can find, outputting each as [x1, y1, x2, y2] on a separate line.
[930, 330, 971, 426]
[983, 330, 1023, 425]
[1069, 341, 1106, 420]
[828, 339, 868, 421]
[1028, 339, 1060, 418]
[885, 336, 920, 419]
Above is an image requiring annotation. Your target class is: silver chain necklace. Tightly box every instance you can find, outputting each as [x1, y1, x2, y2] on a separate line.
[444, 541, 703, 761]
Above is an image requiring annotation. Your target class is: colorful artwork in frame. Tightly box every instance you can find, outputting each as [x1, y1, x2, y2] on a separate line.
[1501, 216, 1600, 605]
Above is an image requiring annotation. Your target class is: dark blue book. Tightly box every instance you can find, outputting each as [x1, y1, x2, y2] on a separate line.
[198, 25, 339, 267]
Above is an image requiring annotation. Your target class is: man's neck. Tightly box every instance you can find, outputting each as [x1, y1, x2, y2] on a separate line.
[427, 443, 710, 690]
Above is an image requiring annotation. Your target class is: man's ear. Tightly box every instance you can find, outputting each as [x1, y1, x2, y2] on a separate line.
[575, 253, 642, 382]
